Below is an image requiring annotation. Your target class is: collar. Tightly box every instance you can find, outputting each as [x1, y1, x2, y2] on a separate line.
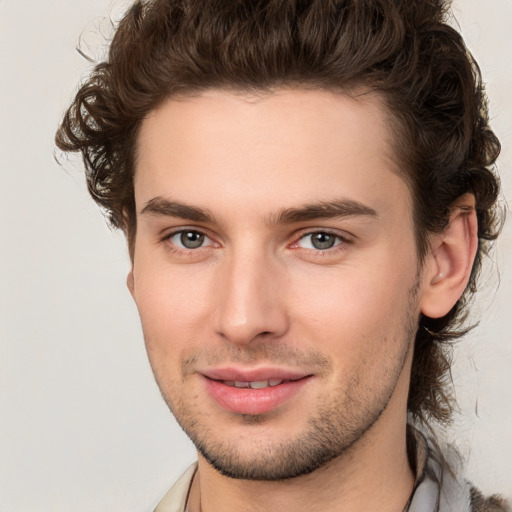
[405, 425, 471, 512]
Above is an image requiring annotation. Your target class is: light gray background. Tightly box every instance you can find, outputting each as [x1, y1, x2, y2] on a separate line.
[1, 1, 511, 510]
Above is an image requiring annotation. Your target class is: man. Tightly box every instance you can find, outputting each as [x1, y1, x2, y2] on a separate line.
[56, 1, 508, 511]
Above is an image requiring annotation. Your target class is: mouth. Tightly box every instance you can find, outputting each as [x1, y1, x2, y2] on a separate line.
[217, 378, 296, 389]
[201, 369, 313, 415]
[202, 367, 309, 383]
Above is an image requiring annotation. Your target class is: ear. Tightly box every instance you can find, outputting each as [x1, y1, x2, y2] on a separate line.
[420, 194, 478, 319]
[127, 268, 135, 297]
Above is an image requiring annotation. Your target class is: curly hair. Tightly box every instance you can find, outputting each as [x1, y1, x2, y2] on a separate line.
[56, 0, 502, 427]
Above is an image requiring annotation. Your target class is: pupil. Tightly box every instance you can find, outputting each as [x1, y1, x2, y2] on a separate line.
[312, 233, 335, 250]
[181, 231, 204, 249]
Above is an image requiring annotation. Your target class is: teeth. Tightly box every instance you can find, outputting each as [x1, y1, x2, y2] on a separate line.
[249, 380, 269, 389]
[223, 379, 285, 389]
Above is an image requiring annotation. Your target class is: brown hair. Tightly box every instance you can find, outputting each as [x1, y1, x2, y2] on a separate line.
[56, 0, 502, 427]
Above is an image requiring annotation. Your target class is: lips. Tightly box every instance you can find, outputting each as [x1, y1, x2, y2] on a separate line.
[202, 367, 312, 415]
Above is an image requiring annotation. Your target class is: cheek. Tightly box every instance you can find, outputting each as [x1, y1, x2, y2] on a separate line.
[132, 260, 214, 350]
[288, 261, 417, 356]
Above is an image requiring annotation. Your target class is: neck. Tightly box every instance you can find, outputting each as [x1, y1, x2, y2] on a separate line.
[188, 394, 415, 512]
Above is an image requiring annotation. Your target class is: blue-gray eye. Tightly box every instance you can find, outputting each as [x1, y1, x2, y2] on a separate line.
[170, 230, 206, 249]
[181, 231, 204, 248]
[298, 232, 341, 250]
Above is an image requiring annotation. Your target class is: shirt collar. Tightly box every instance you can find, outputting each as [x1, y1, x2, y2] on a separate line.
[405, 425, 471, 512]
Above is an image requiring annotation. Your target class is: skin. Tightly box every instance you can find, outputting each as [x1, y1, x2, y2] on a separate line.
[128, 89, 477, 512]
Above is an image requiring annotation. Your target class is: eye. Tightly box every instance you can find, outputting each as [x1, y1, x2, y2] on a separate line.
[297, 232, 344, 250]
[168, 230, 212, 249]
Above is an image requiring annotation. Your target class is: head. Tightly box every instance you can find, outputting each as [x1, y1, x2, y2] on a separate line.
[56, 0, 501, 473]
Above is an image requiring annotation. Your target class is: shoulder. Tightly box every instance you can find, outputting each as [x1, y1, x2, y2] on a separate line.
[471, 487, 511, 512]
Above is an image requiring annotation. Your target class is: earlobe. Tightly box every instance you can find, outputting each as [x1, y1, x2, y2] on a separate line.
[127, 269, 135, 297]
[420, 194, 478, 319]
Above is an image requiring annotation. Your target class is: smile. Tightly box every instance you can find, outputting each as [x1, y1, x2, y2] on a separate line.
[203, 374, 312, 415]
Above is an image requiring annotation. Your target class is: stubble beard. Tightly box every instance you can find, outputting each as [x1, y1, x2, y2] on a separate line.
[149, 290, 419, 481]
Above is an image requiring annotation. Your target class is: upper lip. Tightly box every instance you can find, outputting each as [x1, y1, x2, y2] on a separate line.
[201, 367, 311, 382]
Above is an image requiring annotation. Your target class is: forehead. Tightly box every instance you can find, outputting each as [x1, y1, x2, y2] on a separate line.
[134, 88, 410, 220]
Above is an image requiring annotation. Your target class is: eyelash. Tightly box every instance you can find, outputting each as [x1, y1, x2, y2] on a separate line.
[162, 229, 216, 254]
[293, 230, 351, 255]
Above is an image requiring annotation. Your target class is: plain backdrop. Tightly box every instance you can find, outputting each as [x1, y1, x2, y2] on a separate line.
[1, 1, 511, 511]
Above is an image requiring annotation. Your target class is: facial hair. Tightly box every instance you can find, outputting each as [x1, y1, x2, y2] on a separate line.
[149, 285, 419, 481]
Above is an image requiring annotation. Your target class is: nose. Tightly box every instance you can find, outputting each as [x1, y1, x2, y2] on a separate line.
[213, 248, 289, 345]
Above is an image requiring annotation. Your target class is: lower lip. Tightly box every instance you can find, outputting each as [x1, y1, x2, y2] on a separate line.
[204, 377, 311, 415]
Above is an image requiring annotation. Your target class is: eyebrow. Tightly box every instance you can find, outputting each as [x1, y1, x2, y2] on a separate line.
[140, 197, 215, 223]
[140, 197, 378, 224]
[270, 199, 378, 224]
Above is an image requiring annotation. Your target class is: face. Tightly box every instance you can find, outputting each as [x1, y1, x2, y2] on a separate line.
[130, 89, 425, 480]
